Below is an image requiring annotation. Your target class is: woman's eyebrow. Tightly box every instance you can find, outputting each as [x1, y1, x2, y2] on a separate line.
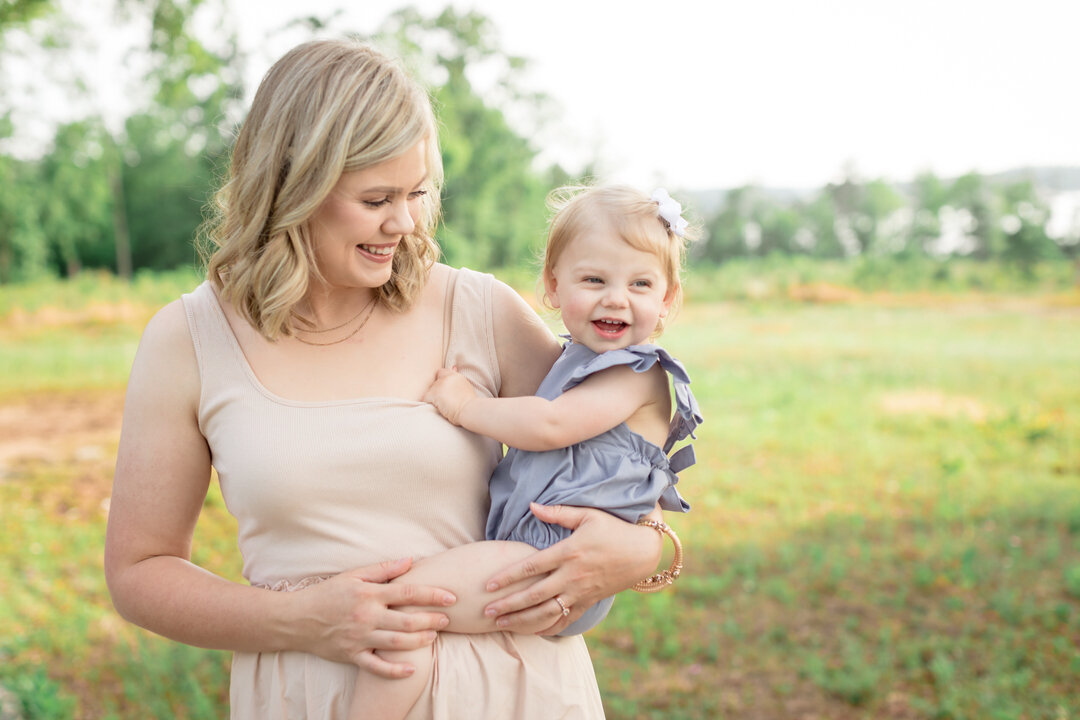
[359, 174, 430, 194]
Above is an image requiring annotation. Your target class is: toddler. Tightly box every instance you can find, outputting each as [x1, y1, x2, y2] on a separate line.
[351, 185, 703, 719]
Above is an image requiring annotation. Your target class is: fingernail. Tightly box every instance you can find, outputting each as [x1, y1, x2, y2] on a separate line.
[486, 582, 499, 592]
[438, 616, 450, 629]
[484, 607, 497, 618]
[496, 618, 508, 628]
[426, 631, 438, 641]
[442, 593, 456, 606]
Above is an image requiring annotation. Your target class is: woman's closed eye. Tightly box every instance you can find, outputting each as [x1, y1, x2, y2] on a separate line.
[364, 190, 426, 208]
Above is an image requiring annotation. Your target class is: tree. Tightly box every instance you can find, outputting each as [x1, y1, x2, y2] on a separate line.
[799, 191, 844, 259]
[356, 7, 555, 269]
[702, 186, 757, 261]
[0, 119, 48, 282]
[0, 0, 240, 281]
[947, 172, 1000, 259]
[0, 0, 54, 35]
[998, 180, 1057, 276]
[907, 171, 949, 256]
[38, 120, 115, 275]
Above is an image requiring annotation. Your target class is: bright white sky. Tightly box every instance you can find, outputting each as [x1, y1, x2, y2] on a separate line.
[13, 0, 1080, 192]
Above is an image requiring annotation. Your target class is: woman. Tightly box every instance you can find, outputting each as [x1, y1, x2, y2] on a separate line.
[104, 39, 663, 718]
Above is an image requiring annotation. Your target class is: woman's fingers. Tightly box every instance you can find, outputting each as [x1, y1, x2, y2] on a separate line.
[342, 564, 456, 609]
[352, 648, 420, 679]
[484, 542, 563, 594]
[483, 571, 582, 626]
[493, 595, 578, 633]
[484, 504, 583, 592]
[350, 556, 414, 584]
[381, 580, 457, 609]
[526, 502, 589, 531]
[378, 609, 450, 634]
[364, 628, 439, 653]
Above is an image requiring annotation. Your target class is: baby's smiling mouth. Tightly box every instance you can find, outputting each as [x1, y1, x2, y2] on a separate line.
[592, 319, 628, 335]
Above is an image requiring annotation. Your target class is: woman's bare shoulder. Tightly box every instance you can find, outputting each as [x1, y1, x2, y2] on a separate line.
[488, 277, 561, 397]
[127, 298, 200, 404]
[141, 298, 194, 353]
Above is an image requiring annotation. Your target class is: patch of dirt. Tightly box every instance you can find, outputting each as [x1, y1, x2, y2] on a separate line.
[2, 301, 153, 329]
[878, 389, 989, 422]
[0, 392, 124, 468]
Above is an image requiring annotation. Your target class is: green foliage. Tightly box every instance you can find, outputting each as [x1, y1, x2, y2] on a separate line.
[38, 120, 116, 276]
[0, 140, 50, 282]
[0, 664, 75, 720]
[696, 169, 1078, 272]
[361, 6, 554, 269]
[0, 0, 238, 281]
[0, 0, 55, 32]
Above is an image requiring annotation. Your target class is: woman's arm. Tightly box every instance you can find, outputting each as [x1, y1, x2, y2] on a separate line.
[486, 280, 665, 633]
[104, 300, 454, 677]
[488, 280, 562, 398]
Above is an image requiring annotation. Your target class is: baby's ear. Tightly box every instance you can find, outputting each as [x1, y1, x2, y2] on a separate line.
[543, 271, 561, 309]
[661, 282, 679, 317]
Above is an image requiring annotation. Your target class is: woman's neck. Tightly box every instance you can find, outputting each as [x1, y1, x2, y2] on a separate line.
[296, 284, 380, 331]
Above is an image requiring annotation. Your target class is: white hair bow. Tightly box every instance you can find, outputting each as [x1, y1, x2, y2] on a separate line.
[650, 188, 688, 237]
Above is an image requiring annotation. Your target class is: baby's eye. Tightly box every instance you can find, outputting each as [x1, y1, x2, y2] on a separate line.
[632, 280, 652, 288]
[584, 276, 604, 284]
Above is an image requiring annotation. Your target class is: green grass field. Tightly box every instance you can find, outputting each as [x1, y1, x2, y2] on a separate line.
[1, 270, 1078, 719]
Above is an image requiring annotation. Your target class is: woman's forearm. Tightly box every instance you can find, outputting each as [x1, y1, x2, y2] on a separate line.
[108, 555, 303, 654]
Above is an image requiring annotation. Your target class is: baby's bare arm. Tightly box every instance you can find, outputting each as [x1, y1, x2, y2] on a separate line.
[390, 541, 550, 634]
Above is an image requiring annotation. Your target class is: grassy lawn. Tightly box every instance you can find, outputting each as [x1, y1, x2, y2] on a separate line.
[1, 273, 1078, 719]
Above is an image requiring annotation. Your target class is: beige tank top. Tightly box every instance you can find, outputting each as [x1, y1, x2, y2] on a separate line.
[183, 268, 604, 720]
[181, 266, 503, 586]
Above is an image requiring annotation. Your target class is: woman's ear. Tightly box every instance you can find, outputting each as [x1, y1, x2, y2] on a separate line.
[543, 271, 561, 309]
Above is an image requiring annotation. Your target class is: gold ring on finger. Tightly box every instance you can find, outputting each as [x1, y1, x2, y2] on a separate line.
[553, 596, 570, 617]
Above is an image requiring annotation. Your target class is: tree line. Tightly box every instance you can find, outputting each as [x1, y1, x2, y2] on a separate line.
[1, 1, 1076, 285]
[696, 169, 1079, 274]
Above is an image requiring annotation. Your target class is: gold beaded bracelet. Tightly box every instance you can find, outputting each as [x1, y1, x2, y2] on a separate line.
[632, 519, 684, 592]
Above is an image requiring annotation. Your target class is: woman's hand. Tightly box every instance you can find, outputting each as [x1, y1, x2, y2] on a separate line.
[290, 557, 457, 677]
[482, 503, 663, 635]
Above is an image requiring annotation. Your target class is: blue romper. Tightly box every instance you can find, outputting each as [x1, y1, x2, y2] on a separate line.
[485, 340, 703, 635]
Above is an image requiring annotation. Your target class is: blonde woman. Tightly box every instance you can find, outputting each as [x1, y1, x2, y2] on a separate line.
[104, 39, 662, 718]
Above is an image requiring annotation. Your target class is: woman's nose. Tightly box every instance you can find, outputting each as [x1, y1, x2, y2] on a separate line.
[384, 198, 417, 236]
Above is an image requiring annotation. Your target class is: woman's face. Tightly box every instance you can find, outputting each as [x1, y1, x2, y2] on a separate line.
[308, 139, 429, 291]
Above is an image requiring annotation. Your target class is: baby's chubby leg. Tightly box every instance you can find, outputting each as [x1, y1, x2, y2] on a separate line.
[392, 540, 543, 633]
[349, 540, 542, 720]
[349, 644, 431, 720]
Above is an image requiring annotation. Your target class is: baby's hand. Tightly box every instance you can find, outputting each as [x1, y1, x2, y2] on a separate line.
[424, 367, 479, 425]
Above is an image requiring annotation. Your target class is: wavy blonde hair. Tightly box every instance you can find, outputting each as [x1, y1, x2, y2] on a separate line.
[542, 184, 697, 336]
[201, 39, 443, 339]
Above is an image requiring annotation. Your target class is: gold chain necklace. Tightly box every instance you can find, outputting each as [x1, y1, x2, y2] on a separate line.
[291, 296, 377, 346]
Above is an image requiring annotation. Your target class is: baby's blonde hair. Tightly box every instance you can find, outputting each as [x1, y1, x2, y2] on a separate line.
[542, 184, 694, 335]
[201, 39, 443, 339]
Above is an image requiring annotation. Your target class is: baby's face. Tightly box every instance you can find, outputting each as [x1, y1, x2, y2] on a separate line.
[544, 221, 673, 353]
